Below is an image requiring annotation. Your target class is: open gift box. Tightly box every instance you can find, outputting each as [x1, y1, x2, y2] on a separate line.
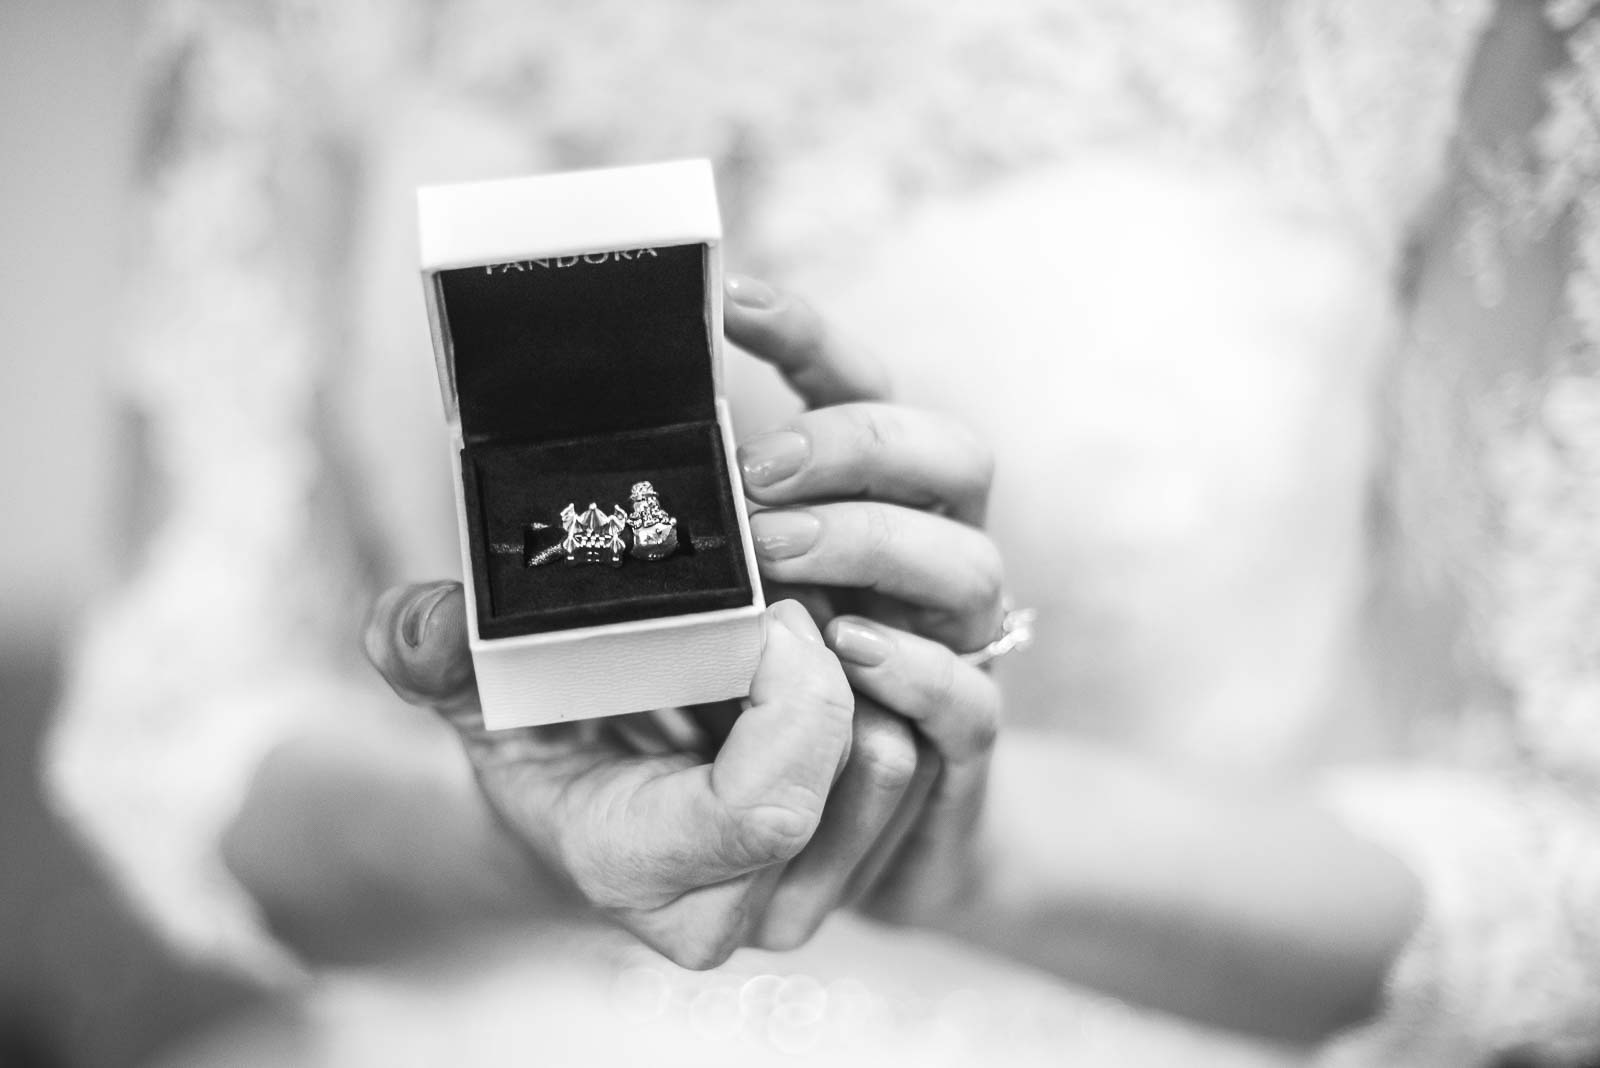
[418, 160, 765, 730]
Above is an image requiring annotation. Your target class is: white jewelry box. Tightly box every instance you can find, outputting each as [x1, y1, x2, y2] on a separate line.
[418, 160, 765, 730]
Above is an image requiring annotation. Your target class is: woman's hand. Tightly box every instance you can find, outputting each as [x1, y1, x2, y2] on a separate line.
[367, 591, 871, 968]
[725, 275, 1005, 653]
[362, 277, 1008, 964]
[724, 276, 1005, 925]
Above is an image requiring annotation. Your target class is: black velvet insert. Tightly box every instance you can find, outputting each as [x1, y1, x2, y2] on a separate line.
[438, 243, 715, 445]
[441, 240, 750, 637]
[462, 423, 752, 638]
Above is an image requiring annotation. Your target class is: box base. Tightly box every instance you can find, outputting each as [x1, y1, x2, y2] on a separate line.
[473, 605, 763, 728]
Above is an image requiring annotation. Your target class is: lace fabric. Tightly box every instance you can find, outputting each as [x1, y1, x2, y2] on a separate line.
[1320, 767, 1600, 1066]
[1316, 4, 1600, 1063]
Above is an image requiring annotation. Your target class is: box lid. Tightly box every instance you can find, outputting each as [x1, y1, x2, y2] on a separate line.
[419, 160, 724, 444]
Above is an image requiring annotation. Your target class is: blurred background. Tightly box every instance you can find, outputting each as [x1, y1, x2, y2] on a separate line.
[1, 3, 257, 1065]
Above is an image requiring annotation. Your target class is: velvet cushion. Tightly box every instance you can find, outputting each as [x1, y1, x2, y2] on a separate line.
[461, 422, 751, 638]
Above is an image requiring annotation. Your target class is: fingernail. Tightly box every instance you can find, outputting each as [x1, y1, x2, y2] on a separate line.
[773, 599, 824, 645]
[738, 430, 808, 487]
[829, 619, 890, 667]
[726, 273, 777, 310]
[401, 582, 456, 649]
[750, 510, 820, 560]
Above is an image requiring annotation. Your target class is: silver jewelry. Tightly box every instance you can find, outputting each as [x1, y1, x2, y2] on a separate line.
[626, 480, 680, 561]
[960, 604, 1036, 668]
[560, 501, 628, 566]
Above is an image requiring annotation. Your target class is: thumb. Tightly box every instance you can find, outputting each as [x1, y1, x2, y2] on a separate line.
[603, 601, 857, 894]
[363, 581, 479, 716]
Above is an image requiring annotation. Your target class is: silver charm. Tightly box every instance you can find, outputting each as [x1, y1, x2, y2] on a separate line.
[626, 481, 680, 560]
[560, 501, 629, 566]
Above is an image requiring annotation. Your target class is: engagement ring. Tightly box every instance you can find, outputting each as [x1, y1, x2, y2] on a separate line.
[961, 604, 1036, 668]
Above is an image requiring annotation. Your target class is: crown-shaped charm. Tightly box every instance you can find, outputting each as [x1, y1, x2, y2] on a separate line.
[560, 501, 628, 566]
[626, 481, 679, 560]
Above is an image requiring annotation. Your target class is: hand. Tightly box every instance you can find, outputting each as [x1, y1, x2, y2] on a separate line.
[366, 588, 926, 967]
[725, 274, 1003, 652]
[725, 275, 1004, 925]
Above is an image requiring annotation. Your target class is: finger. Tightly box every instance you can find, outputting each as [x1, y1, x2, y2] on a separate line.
[842, 715, 941, 905]
[824, 616, 1001, 767]
[571, 601, 854, 903]
[363, 581, 478, 717]
[752, 701, 919, 950]
[750, 504, 1005, 652]
[865, 754, 992, 925]
[825, 619, 1000, 923]
[738, 403, 994, 525]
[724, 274, 891, 407]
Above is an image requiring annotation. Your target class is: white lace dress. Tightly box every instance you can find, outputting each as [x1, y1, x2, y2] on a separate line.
[44, 1, 1600, 1064]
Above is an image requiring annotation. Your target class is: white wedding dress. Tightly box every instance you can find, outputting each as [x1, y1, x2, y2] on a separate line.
[46, 1, 1600, 1063]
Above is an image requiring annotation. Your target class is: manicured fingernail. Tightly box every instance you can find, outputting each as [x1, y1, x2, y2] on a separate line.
[829, 619, 890, 667]
[773, 599, 824, 645]
[739, 430, 808, 487]
[726, 273, 777, 309]
[750, 510, 820, 560]
[401, 582, 456, 649]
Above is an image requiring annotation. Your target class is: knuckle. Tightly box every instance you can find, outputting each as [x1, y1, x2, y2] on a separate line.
[570, 854, 661, 912]
[959, 540, 1007, 619]
[860, 505, 899, 569]
[974, 538, 1006, 602]
[924, 661, 1001, 759]
[854, 719, 919, 794]
[729, 800, 822, 866]
[853, 405, 898, 458]
[556, 798, 651, 911]
[965, 694, 1001, 755]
